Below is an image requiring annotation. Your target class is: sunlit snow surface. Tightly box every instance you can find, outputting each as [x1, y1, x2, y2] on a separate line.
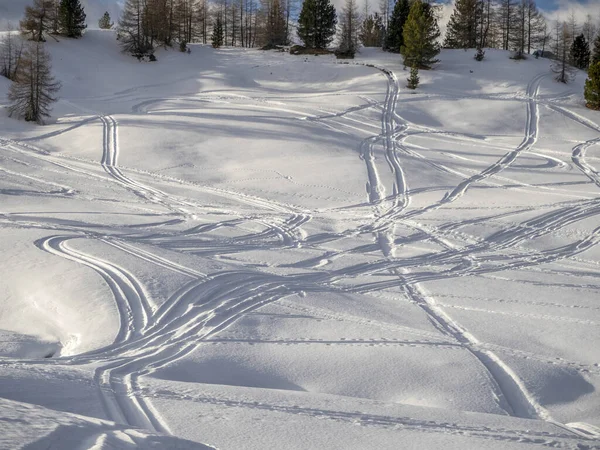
[1, 31, 599, 448]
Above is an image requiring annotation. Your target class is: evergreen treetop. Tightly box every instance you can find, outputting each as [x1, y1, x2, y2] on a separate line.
[359, 13, 384, 47]
[385, 0, 410, 53]
[212, 17, 224, 48]
[401, 0, 440, 69]
[297, 0, 337, 49]
[444, 0, 480, 49]
[98, 11, 113, 30]
[59, 0, 87, 38]
[570, 33, 590, 70]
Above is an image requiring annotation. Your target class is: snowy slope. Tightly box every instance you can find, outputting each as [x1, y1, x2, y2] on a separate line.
[0, 0, 121, 29]
[1, 31, 600, 448]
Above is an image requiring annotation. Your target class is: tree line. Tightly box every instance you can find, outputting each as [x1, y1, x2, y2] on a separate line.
[1, 0, 600, 126]
[119, 0, 294, 58]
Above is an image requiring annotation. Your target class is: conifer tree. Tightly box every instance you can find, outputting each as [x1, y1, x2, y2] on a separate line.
[8, 41, 61, 124]
[359, 13, 384, 47]
[297, 0, 337, 49]
[591, 34, 600, 66]
[401, 0, 440, 69]
[552, 22, 575, 83]
[20, 0, 58, 42]
[0, 25, 24, 81]
[385, 0, 410, 53]
[444, 0, 480, 49]
[584, 61, 600, 110]
[212, 16, 224, 48]
[264, 0, 288, 46]
[98, 11, 114, 29]
[119, 0, 153, 58]
[570, 34, 590, 69]
[407, 64, 419, 88]
[59, 0, 87, 38]
[336, 0, 360, 57]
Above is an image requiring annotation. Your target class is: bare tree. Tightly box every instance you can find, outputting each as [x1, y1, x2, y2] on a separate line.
[582, 14, 597, 46]
[0, 24, 25, 81]
[551, 21, 576, 83]
[337, 0, 360, 57]
[119, 0, 153, 58]
[8, 41, 61, 124]
[20, 0, 58, 42]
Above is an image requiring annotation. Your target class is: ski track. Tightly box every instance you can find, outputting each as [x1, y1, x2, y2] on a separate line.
[3, 59, 600, 445]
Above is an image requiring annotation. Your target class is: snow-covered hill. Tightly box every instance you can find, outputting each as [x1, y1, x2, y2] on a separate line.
[1, 31, 599, 448]
[0, 0, 122, 29]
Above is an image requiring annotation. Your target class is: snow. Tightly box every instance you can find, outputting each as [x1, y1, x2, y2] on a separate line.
[1, 31, 600, 448]
[0, 0, 122, 30]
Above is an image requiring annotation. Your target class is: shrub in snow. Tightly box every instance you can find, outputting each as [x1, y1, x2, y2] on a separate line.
[407, 64, 419, 89]
[474, 48, 485, 61]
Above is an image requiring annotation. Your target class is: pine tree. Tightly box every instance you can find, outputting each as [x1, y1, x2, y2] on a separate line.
[570, 34, 590, 69]
[8, 41, 61, 124]
[264, 0, 288, 46]
[591, 34, 600, 66]
[119, 0, 153, 58]
[359, 13, 384, 47]
[401, 0, 440, 69]
[98, 11, 114, 29]
[406, 64, 419, 88]
[20, 0, 58, 42]
[584, 61, 600, 110]
[212, 16, 224, 47]
[297, 0, 337, 49]
[59, 0, 87, 38]
[444, 0, 480, 49]
[336, 0, 359, 57]
[385, 0, 410, 53]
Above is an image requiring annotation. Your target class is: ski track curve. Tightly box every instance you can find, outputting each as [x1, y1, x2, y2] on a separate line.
[4, 60, 600, 446]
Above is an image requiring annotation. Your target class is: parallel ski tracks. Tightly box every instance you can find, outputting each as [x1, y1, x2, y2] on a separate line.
[5, 64, 600, 444]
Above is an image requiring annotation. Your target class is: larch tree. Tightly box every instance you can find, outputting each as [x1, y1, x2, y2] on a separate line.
[262, 0, 287, 46]
[0, 24, 25, 81]
[552, 22, 576, 83]
[498, 0, 516, 50]
[401, 0, 440, 69]
[297, 0, 337, 49]
[98, 11, 114, 29]
[336, 0, 360, 57]
[119, 0, 153, 58]
[570, 33, 590, 69]
[581, 14, 597, 46]
[58, 0, 87, 38]
[378, 0, 393, 45]
[20, 0, 58, 42]
[444, 0, 481, 49]
[385, 0, 410, 53]
[8, 41, 61, 124]
[584, 61, 600, 110]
